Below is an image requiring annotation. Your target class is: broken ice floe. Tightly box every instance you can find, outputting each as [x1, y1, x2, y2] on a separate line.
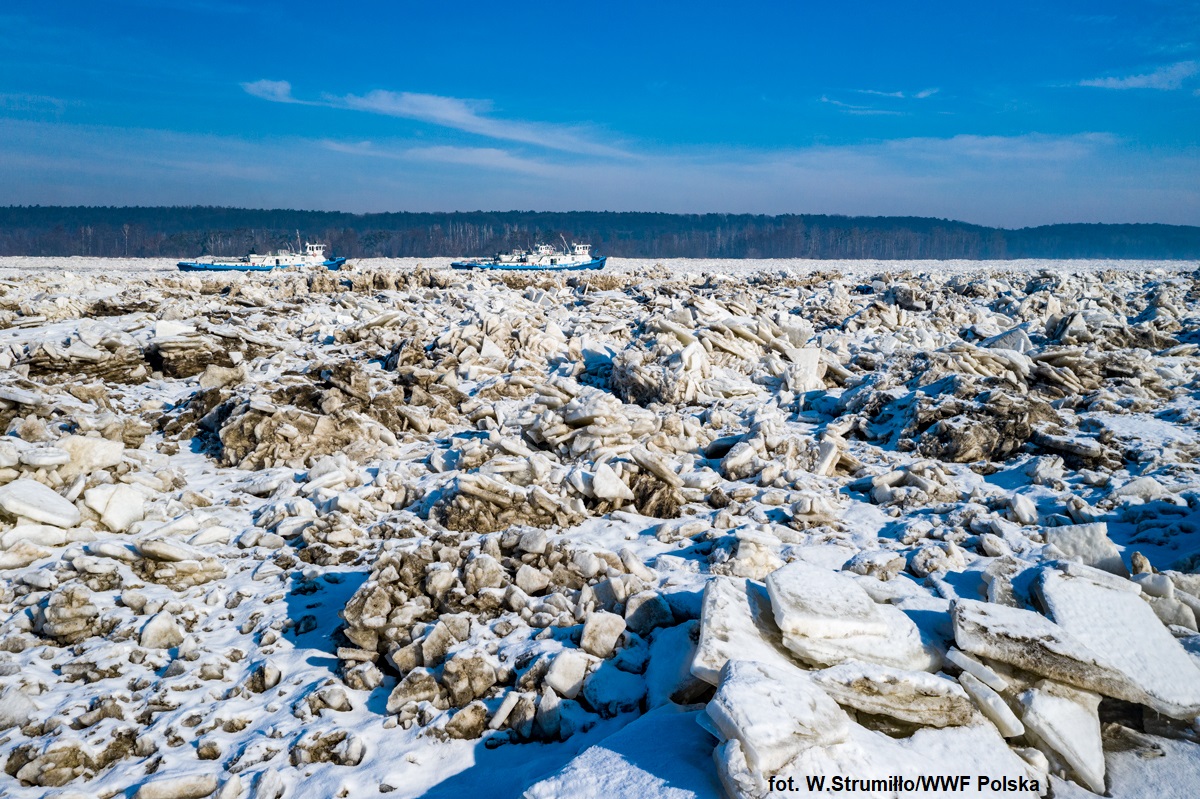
[1, 261, 1200, 797]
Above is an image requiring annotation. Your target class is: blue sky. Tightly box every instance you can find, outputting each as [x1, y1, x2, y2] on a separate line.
[1, 0, 1198, 226]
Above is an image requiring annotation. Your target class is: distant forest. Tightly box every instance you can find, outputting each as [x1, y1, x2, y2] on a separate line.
[2, 207, 1199, 260]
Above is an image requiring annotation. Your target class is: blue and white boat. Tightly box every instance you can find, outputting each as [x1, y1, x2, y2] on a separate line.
[452, 242, 606, 271]
[177, 242, 346, 272]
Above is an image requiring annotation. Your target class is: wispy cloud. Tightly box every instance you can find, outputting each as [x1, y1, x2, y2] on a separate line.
[322, 140, 555, 176]
[244, 81, 630, 158]
[1080, 60, 1198, 89]
[819, 96, 903, 116]
[823, 87, 939, 116]
[331, 90, 630, 157]
[333, 91, 492, 127]
[855, 88, 940, 100]
[884, 132, 1116, 163]
[401, 145, 555, 174]
[0, 93, 67, 114]
[241, 79, 305, 104]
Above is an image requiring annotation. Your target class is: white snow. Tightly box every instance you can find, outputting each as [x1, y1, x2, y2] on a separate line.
[2, 257, 1200, 799]
[522, 705, 721, 798]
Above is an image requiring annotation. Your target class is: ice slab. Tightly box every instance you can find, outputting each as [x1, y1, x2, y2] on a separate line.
[691, 577, 799, 686]
[1043, 523, 1128, 577]
[813, 660, 975, 728]
[952, 599, 1136, 703]
[705, 659, 850, 774]
[767, 561, 940, 671]
[1035, 565, 1200, 719]
[780, 601, 940, 672]
[767, 560, 890, 639]
[1019, 680, 1105, 795]
[0, 478, 80, 529]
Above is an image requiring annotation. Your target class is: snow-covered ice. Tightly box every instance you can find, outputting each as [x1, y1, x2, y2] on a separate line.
[1, 256, 1200, 798]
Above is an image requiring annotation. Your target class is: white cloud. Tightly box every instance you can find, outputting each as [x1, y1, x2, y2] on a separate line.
[830, 87, 940, 115]
[401, 145, 556, 175]
[321, 140, 555, 176]
[0, 93, 67, 113]
[1080, 61, 1198, 90]
[244, 81, 629, 157]
[820, 95, 903, 116]
[330, 90, 630, 157]
[334, 91, 491, 128]
[882, 132, 1116, 163]
[240, 79, 302, 103]
[855, 88, 939, 100]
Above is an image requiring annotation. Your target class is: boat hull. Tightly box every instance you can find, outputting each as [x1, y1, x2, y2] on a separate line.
[177, 257, 346, 273]
[450, 256, 607, 272]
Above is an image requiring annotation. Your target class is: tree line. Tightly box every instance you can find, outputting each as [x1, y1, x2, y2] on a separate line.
[1, 207, 1197, 260]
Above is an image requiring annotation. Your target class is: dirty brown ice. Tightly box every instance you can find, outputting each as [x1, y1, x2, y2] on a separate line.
[1, 259, 1199, 799]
